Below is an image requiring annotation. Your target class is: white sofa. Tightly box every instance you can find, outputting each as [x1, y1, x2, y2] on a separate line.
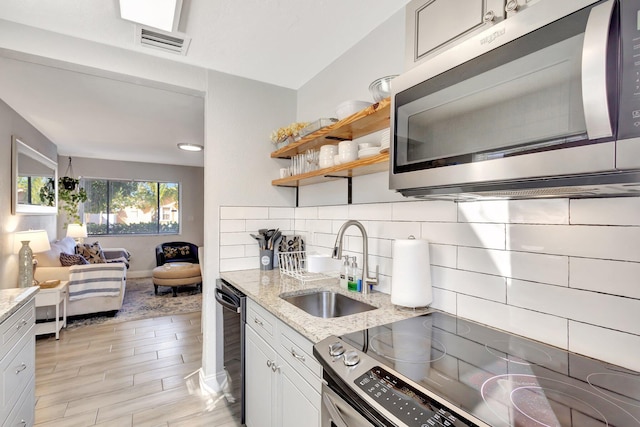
[34, 237, 128, 317]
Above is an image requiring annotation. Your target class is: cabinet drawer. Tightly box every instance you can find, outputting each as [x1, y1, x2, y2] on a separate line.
[278, 323, 322, 392]
[2, 374, 34, 427]
[1, 327, 35, 417]
[0, 301, 35, 359]
[246, 299, 276, 344]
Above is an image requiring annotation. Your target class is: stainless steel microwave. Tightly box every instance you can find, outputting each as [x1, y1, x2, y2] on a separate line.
[390, 0, 640, 200]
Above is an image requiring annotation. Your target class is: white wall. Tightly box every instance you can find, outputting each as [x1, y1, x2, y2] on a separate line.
[59, 156, 205, 277]
[296, 9, 406, 206]
[202, 69, 297, 389]
[0, 98, 57, 289]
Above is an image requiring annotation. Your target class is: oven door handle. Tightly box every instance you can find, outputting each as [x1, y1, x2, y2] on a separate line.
[581, 0, 615, 139]
[322, 393, 349, 427]
[215, 288, 241, 313]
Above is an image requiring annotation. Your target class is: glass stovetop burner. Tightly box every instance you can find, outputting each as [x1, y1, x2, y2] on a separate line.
[339, 312, 640, 427]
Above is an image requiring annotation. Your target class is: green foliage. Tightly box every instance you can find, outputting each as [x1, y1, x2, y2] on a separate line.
[39, 178, 56, 207]
[58, 177, 88, 226]
[86, 221, 178, 235]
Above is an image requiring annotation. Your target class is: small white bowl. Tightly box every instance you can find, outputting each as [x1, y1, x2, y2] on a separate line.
[358, 147, 380, 159]
[335, 100, 372, 120]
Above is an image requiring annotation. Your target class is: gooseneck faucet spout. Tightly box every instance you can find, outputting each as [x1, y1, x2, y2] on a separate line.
[332, 220, 378, 294]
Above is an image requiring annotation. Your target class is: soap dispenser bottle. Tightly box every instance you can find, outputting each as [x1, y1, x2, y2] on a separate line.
[348, 257, 358, 292]
[340, 256, 349, 289]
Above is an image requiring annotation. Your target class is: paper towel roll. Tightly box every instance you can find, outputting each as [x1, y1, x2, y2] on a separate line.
[391, 238, 433, 308]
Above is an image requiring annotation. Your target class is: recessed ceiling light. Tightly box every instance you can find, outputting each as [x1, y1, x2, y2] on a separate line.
[178, 143, 204, 152]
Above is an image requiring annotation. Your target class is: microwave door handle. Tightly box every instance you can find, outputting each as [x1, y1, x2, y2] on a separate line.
[581, 0, 616, 139]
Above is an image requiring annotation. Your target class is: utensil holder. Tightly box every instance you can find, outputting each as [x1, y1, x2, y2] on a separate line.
[260, 249, 274, 270]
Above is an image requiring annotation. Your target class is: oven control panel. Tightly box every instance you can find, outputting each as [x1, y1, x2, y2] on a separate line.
[355, 367, 478, 427]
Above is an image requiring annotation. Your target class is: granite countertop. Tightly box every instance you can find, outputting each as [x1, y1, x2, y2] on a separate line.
[220, 269, 431, 343]
[0, 287, 39, 324]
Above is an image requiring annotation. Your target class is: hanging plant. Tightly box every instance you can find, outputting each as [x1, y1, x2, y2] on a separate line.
[60, 176, 78, 191]
[58, 177, 87, 226]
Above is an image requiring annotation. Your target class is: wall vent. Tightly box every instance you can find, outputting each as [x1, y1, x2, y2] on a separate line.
[135, 25, 191, 55]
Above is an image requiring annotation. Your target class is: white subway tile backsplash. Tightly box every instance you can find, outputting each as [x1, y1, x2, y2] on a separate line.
[245, 219, 292, 231]
[430, 244, 457, 268]
[219, 245, 245, 259]
[570, 197, 640, 225]
[431, 288, 457, 314]
[367, 221, 422, 240]
[219, 196, 640, 371]
[570, 258, 640, 299]
[318, 205, 349, 220]
[422, 223, 505, 250]
[348, 203, 393, 221]
[220, 257, 259, 272]
[508, 279, 640, 335]
[459, 199, 569, 224]
[458, 295, 568, 349]
[392, 200, 457, 222]
[458, 247, 568, 286]
[432, 267, 506, 303]
[219, 219, 246, 233]
[220, 232, 255, 246]
[508, 225, 640, 262]
[569, 321, 640, 371]
[295, 206, 318, 220]
[220, 206, 269, 220]
[269, 207, 295, 219]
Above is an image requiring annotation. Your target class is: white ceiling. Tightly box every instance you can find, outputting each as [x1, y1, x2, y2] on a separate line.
[0, 0, 409, 167]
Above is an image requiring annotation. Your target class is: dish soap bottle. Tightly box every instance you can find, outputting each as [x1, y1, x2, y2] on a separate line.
[340, 256, 350, 289]
[348, 257, 358, 292]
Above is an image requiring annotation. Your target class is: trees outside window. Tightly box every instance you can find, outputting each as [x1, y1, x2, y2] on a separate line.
[83, 179, 180, 235]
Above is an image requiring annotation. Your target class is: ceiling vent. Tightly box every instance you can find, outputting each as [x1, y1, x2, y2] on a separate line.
[135, 26, 191, 55]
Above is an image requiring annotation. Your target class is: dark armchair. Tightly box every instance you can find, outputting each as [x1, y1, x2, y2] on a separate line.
[156, 241, 199, 266]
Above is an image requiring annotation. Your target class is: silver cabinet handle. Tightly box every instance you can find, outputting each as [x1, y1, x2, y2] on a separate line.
[291, 348, 306, 362]
[483, 10, 495, 22]
[266, 359, 272, 368]
[253, 317, 264, 327]
[15, 319, 27, 330]
[505, 0, 518, 12]
[16, 362, 27, 374]
[19, 420, 26, 427]
[271, 363, 280, 373]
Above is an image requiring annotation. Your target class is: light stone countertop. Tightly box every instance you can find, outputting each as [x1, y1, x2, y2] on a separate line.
[220, 269, 432, 343]
[0, 287, 39, 324]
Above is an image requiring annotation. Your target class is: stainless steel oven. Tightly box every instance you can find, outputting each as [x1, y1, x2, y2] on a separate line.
[314, 311, 640, 427]
[391, 0, 640, 199]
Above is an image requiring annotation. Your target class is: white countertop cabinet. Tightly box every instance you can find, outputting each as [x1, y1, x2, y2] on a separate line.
[0, 293, 36, 427]
[245, 298, 321, 427]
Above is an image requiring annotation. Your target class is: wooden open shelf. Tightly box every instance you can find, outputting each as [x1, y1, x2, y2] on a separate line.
[272, 152, 389, 187]
[270, 97, 391, 159]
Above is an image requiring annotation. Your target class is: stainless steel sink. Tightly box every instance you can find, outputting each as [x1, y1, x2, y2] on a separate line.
[281, 290, 376, 318]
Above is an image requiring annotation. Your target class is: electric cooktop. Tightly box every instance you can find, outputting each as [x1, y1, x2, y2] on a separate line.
[316, 312, 640, 426]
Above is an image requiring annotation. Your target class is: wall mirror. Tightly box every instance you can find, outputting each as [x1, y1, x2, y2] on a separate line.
[12, 136, 58, 215]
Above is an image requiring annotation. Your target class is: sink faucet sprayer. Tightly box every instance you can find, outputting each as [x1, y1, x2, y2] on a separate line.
[332, 220, 378, 294]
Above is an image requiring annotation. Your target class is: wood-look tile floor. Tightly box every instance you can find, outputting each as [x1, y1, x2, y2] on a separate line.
[34, 312, 242, 427]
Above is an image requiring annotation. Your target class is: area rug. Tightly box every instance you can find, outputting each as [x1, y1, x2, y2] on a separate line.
[65, 276, 202, 330]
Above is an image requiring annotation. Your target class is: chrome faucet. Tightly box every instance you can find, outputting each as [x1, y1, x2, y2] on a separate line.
[332, 220, 378, 294]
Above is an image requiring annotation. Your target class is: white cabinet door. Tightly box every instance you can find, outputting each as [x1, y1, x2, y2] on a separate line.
[279, 358, 320, 427]
[406, 0, 506, 68]
[245, 326, 276, 427]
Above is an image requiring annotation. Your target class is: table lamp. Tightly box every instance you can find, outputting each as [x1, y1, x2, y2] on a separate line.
[66, 223, 88, 244]
[14, 230, 51, 287]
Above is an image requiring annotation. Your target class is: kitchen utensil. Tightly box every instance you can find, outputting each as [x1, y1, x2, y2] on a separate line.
[368, 75, 398, 102]
[335, 100, 372, 120]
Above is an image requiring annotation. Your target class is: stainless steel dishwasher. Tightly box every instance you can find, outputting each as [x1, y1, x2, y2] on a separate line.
[215, 279, 246, 424]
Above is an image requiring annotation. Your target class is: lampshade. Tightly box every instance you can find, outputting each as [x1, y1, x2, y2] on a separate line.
[66, 223, 88, 239]
[14, 230, 51, 254]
